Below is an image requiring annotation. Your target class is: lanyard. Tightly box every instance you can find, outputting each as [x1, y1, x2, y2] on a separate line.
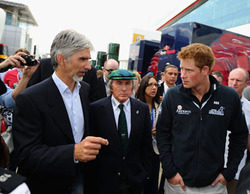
[151, 108, 155, 129]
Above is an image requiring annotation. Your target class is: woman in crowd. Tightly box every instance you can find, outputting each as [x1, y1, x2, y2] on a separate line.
[135, 72, 161, 194]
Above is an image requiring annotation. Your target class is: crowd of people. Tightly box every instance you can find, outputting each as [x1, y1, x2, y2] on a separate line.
[0, 29, 249, 194]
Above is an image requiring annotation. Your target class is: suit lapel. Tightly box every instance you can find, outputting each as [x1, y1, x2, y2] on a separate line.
[47, 78, 74, 142]
[129, 98, 137, 143]
[105, 97, 123, 148]
[79, 82, 89, 137]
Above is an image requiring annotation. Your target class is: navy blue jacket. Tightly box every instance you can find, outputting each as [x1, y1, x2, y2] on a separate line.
[156, 76, 248, 187]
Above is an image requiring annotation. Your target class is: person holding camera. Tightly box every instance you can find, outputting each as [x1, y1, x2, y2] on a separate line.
[0, 50, 39, 173]
[0, 50, 39, 108]
[0, 49, 38, 193]
[3, 48, 30, 89]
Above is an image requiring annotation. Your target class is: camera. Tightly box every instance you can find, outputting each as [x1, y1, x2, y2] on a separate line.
[20, 55, 38, 66]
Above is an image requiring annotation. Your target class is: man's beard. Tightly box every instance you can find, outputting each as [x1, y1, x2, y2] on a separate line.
[73, 75, 83, 82]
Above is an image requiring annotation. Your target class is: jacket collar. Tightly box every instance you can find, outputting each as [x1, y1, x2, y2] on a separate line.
[180, 75, 219, 104]
[47, 77, 88, 142]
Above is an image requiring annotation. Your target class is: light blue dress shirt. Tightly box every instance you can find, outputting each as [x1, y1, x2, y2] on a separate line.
[0, 85, 15, 109]
[52, 73, 84, 143]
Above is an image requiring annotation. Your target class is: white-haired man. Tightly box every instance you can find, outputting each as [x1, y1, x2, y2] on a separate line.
[13, 30, 108, 194]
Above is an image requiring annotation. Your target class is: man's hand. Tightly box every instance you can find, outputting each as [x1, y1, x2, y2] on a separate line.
[11, 61, 40, 100]
[168, 173, 186, 191]
[74, 136, 109, 162]
[22, 61, 40, 79]
[211, 173, 227, 186]
[0, 52, 27, 69]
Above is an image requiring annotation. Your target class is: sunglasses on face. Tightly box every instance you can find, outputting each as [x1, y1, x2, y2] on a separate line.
[105, 68, 115, 73]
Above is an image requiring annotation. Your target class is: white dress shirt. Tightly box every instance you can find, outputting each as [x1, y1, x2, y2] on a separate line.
[52, 73, 84, 143]
[163, 82, 171, 98]
[111, 96, 131, 137]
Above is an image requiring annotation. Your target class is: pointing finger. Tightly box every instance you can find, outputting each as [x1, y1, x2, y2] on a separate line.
[85, 136, 109, 146]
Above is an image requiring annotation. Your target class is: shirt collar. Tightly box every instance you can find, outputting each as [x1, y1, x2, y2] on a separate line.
[241, 96, 247, 103]
[180, 75, 218, 96]
[111, 95, 130, 110]
[164, 82, 169, 89]
[52, 72, 81, 94]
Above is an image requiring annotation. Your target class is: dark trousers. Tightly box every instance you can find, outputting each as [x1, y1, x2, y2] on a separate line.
[143, 153, 160, 194]
[71, 169, 84, 194]
[119, 180, 143, 194]
[227, 179, 238, 194]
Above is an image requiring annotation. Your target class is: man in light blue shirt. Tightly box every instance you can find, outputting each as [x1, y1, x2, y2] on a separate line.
[13, 30, 108, 194]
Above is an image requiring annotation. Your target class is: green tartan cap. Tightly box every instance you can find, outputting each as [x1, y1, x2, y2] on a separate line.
[108, 69, 136, 80]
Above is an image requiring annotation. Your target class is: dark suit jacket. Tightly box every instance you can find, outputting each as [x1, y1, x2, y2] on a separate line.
[158, 82, 164, 97]
[95, 76, 107, 99]
[27, 58, 100, 102]
[90, 96, 153, 194]
[27, 58, 53, 87]
[13, 77, 92, 194]
[235, 161, 250, 194]
[82, 67, 100, 102]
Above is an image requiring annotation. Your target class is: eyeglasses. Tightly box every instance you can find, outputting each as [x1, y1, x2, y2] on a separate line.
[105, 68, 115, 73]
[146, 83, 158, 88]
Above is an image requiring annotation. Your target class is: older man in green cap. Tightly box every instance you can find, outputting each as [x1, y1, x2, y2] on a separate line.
[90, 69, 153, 194]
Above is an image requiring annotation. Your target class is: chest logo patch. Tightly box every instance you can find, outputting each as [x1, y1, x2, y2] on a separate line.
[209, 106, 225, 116]
[0, 173, 12, 182]
[176, 105, 191, 115]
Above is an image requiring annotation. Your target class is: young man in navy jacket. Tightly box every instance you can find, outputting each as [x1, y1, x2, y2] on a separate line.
[157, 43, 248, 194]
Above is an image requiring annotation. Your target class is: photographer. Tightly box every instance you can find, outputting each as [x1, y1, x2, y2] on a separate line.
[0, 51, 39, 108]
[3, 49, 30, 89]
[0, 51, 28, 108]
[0, 52, 39, 173]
